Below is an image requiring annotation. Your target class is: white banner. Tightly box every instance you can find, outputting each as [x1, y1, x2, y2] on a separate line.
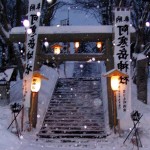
[23, 0, 42, 107]
[114, 8, 131, 119]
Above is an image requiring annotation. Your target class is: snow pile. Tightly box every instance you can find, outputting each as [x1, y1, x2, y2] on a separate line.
[0, 64, 150, 150]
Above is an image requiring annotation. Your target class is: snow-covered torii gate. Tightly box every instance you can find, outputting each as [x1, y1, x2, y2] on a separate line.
[10, 25, 115, 65]
[10, 25, 135, 129]
[10, 25, 135, 72]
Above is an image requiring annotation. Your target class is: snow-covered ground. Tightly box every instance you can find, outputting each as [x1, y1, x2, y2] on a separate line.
[0, 63, 150, 150]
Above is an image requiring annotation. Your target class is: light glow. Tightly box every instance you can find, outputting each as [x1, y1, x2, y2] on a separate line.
[54, 46, 61, 54]
[37, 11, 41, 17]
[27, 28, 32, 34]
[31, 77, 41, 92]
[44, 41, 49, 47]
[75, 42, 79, 48]
[47, 0, 53, 3]
[97, 42, 102, 48]
[23, 19, 30, 28]
[111, 76, 120, 91]
[146, 22, 150, 27]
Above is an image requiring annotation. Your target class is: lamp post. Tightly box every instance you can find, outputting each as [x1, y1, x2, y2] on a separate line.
[111, 75, 119, 134]
[103, 69, 128, 134]
[30, 72, 48, 129]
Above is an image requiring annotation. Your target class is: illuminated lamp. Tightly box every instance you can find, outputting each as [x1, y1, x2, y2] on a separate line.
[31, 72, 48, 92]
[74, 42, 79, 53]
[51, 43, 63, 54]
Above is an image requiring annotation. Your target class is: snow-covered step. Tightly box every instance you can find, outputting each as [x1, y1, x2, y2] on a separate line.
[40, 126, 103, 130]
[38, 133, 106, 139]
[38, 77, 106, 140]
[41, 122, 103, 127]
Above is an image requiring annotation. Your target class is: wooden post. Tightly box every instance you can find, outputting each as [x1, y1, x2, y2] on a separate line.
[105, 38, 114, 128]
[113, 91, 117, 134]
[29, 40, 41, 129]
[29, 92, 38, 128]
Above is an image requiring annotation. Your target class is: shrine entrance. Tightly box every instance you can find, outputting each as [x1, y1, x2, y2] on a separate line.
[10, 25, 135, 129]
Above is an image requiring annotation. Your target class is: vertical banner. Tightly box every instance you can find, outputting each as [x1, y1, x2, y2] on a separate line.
[114, 8, 131, 119]
[23, 0, 42, 108]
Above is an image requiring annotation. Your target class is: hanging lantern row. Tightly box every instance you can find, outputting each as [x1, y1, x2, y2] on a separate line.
[43, 41, 103, 54]
[74, 42, 102, 49]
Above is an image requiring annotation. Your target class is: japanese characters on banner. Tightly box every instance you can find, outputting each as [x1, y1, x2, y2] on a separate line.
[114, 8, 131, 119]
[23, 0, 42, 107]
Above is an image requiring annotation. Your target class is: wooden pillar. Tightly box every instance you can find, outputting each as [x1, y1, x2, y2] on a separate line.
[105, 38, 114, 128]
[29, 40, 42, 129]
[29, 92, 38, 128]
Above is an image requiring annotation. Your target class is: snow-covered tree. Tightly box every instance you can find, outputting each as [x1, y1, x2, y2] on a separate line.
[0, 0, 26, 78]
[131, 0, 150, 53]
[68, 0, 150, 53]
[0, 0, 64, 78]
[68, 0, 150, 102]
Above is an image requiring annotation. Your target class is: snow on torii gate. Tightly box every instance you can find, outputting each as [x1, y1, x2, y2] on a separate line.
[10, 25, 135, 130]
[10, 25, 114, 63]
[10, 25, 135, 66]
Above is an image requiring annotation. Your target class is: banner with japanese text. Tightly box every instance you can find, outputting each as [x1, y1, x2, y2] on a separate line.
[23, 0, 42, 107]
[114, 8, 131, 119]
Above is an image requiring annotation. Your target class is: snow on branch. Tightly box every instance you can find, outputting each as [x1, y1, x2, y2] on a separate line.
[0, 23, 9, 39]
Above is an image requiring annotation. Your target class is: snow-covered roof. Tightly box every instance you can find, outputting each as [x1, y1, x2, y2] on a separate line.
[103, 68, 128, 77]
[10, 25, 136, 42]
[137, 53, 147, 61]
[0, 68, 14, 82]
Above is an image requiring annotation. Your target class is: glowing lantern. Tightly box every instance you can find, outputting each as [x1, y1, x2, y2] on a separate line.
[74, 42, 79, 53]
[51, 43, 63, 54]
[75, 42, 79, 48]
[103, 69, 129, 91]
[31, 77, 41, 92]
[111, 76, 120, 91]
[31, 72, 48, 92]
[97, 42, 102, 48]
[103, 69, 128, 134]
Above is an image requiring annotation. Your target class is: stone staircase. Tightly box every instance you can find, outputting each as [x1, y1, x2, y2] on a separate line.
[38, 77, 106, 139]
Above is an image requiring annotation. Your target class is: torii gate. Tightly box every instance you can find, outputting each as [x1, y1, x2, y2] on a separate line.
[10, 25, 135, 130]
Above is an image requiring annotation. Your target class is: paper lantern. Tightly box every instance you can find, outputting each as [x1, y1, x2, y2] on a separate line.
[31, 77, 41, 92]
[111, 76, 120, 91]
[54, 46, 61, 54]
[75, 42, 79, 48]
[97, 42, 102, 48]
[51, 43, 63, 54]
